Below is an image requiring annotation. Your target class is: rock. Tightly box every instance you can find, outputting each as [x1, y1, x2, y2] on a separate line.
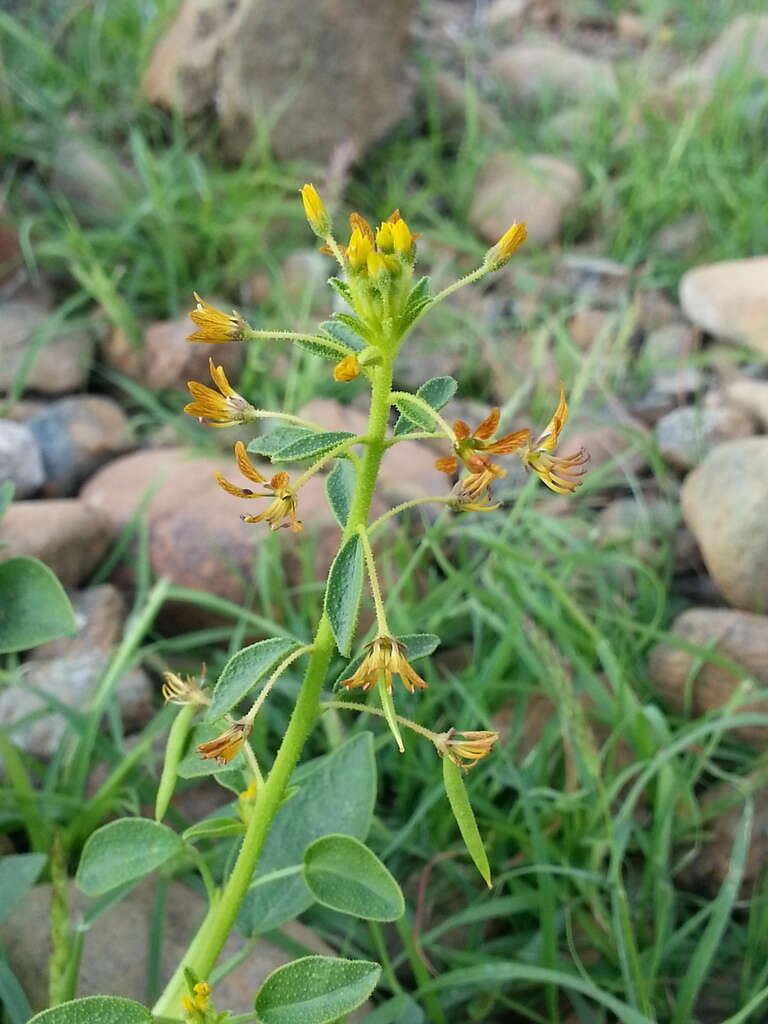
[0, 499, 113, 587]
[649, 608, 768, 746]
[568, 308, 616, 350]
[634, 289, 681, 332]
[0, 653, 153, 758]
[481, 0, 530, 40]
[679, 257, 768, 353]
[558, 413, 649, 479]
[0, 420, 44, 497]
[51, 136, 133, 225]
[490, 40, 616, 108]
[672, 14, 768, 97]
[616, 12, 649, 45]
[654, 213, 708, 258]
[432, 71, 506, 137]
[142, 0, 417, 163]
[597, 495, 678, 563]
[656, 399, 754, 470]
[0, 291, 92, 394]
[27, 395, 135, 496]
[540, 106, 596, 148]
[561, 254, 631, 309]
[681, 438, 768, 610]
[724, 376, 768, 429]
[0, 880, 354, 1016]
[29, 584, 126, 660]
[469, 153, 583, 247]
[643, 323, 702, 398]
[102, 313, 243, 392]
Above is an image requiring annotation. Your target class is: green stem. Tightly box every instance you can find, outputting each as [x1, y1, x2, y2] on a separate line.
[368, 496, 453, 535]
[320, 700, 440, 743]
[357, 526, 390, 634]
[152, 357, 395, 1017]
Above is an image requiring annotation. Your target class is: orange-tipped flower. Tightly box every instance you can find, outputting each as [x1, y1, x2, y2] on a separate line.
[161, 671, 208, 707]
[519, 388, 589, 494]
[184, 358, 256, 428]
[187, 293, 248, 343]
[436, 408, 530, 477]
[216, 441, 302, 532]
[448, 467, 503, 513]
[300, 183, 330, 237]
[437, 729, 499, 770]
[197, 720, 251, 765]
[484, 221, 528, 270]
[333, 354, 361, 382]
[341, 636, 427, 695]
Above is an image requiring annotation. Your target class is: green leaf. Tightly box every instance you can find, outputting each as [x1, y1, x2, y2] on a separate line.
[319, 318, 366, 351]
[295, 334, 352, 362]
[327, 277, 354, 306]
[0, 953, 33, 1024]
[0, 556, 77, 653]
[248, 426, 314, 458]
[207, 637, 299, 720]
[27, 996, 152, 1024]
[303, 834, 404, 921]
[398, 276, 432, 333]
[239, 733, 375, 935]
[155, 703, 198, 822]
[394, 376, 457, 436]
[324, 534, 364, 657]
[0, 480, 14, 523]
[182, 816, 246, 842]
[329, 312, 371, 344]
[75, 818, 184, 896]
[271, 431, 356, 463]
[333, 633, 438, 688]
[442, 758, 492, 888]
[364, 994, 426, 1024]
[253, 956, 381, 1024]
[0, 853, 47, 924]
[325, 459, 356, 528]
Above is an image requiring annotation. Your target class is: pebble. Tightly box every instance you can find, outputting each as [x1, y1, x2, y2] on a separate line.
[0, 419, 44, 497]
[723, 376, 768, 429]
[568, 308, 617, 350]
[0, 290, 92, 395]
[648, 607, 768, 746]
[642, 322, 703, 398]
[671, 14, 768, 97]
[51, 136, 133, 226]
[27, 395, 135, 496]
[681, 437, 768, 611]
[490, 40, 616, 108]
[469, 152, 584, 247]
[29, 584, 126, 661]
[0, 499, 113, 587]
[655, 399, 754, 471]
[679, 257, 768, 354]
[561, 254, 631, 309]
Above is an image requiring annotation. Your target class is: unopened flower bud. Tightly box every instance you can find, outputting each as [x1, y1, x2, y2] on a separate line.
[333, 355, 361, 382]
[300, 183, 331, 237]
[484, 221, 528, 270]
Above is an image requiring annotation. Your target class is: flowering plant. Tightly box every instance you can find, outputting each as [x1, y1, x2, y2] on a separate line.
[63, 186, 586, 1024]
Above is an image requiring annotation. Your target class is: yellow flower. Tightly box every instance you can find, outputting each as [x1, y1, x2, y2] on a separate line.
[391, 217, 414, 255]
[448, 467, 502, 513]
[341, 636, 427, 695]
[161, 671, 208, 707]
[435, 407, 530, 476]
[437, 729, 499, 770]
[347, 226, 373, 271]
[192, 982, 211, 1010]
[333, 354, 361, 382]
[184, 358, 256, 428]
[300, 183, 330, 237]
[216, 441, 303, 532]
[187, 293, 248, 343]
[519, 388, 589, 494]
[341, 210, 417, 277]
[484, 221, 528, 270]
[197, 720, 251, 765]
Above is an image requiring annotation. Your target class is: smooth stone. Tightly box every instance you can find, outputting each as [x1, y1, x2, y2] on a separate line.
[679, 257, 768, 353]
[0, 419, 44, 497]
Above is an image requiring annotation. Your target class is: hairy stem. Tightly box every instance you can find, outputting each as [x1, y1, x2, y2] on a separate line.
[152, 356, 395, 1017]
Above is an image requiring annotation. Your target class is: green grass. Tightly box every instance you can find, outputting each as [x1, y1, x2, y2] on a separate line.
[2, 0, 768, 1021]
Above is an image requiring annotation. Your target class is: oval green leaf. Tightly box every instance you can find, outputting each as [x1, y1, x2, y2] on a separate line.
[253, 955, 381, 1024]
[325, 458, 356, 528]
[271, 430, 355, 463]
[393, 375, 456, 436]
[183, 817, 246, 842]
[207, 637, 298, 720]
[303, 834, 404, 921]
[248, 426, 314, 458]
[28, 996, 152, 1023]
[324, 534, 363, 657]
[442, 758, 492, 888]
[0, 556, 76, 654]
[75, 818, 184, 896]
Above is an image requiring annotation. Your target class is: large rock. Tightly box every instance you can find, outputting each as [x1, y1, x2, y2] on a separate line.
[0, 290, 92, 394]
[491, 40, 616, 108]
[0, 653, 153, 758]
[470, 153, 583, 247]
[724, 376, 768, 430]
[0, 499, 113, 587]
[142, 0, 417, 163]
[27, 395, 135, 496]
[102, 313, 242, 392]
[672, 14, 768, 96]
[679, 257, 768, 353]
[649, 607, 768, 745]
[0, 420, 44, 497]
[0, 881, 356, 1016]
[29, 584, 126, 661]
[655, 399, 754, 471]
[681, 438, 768, 610]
